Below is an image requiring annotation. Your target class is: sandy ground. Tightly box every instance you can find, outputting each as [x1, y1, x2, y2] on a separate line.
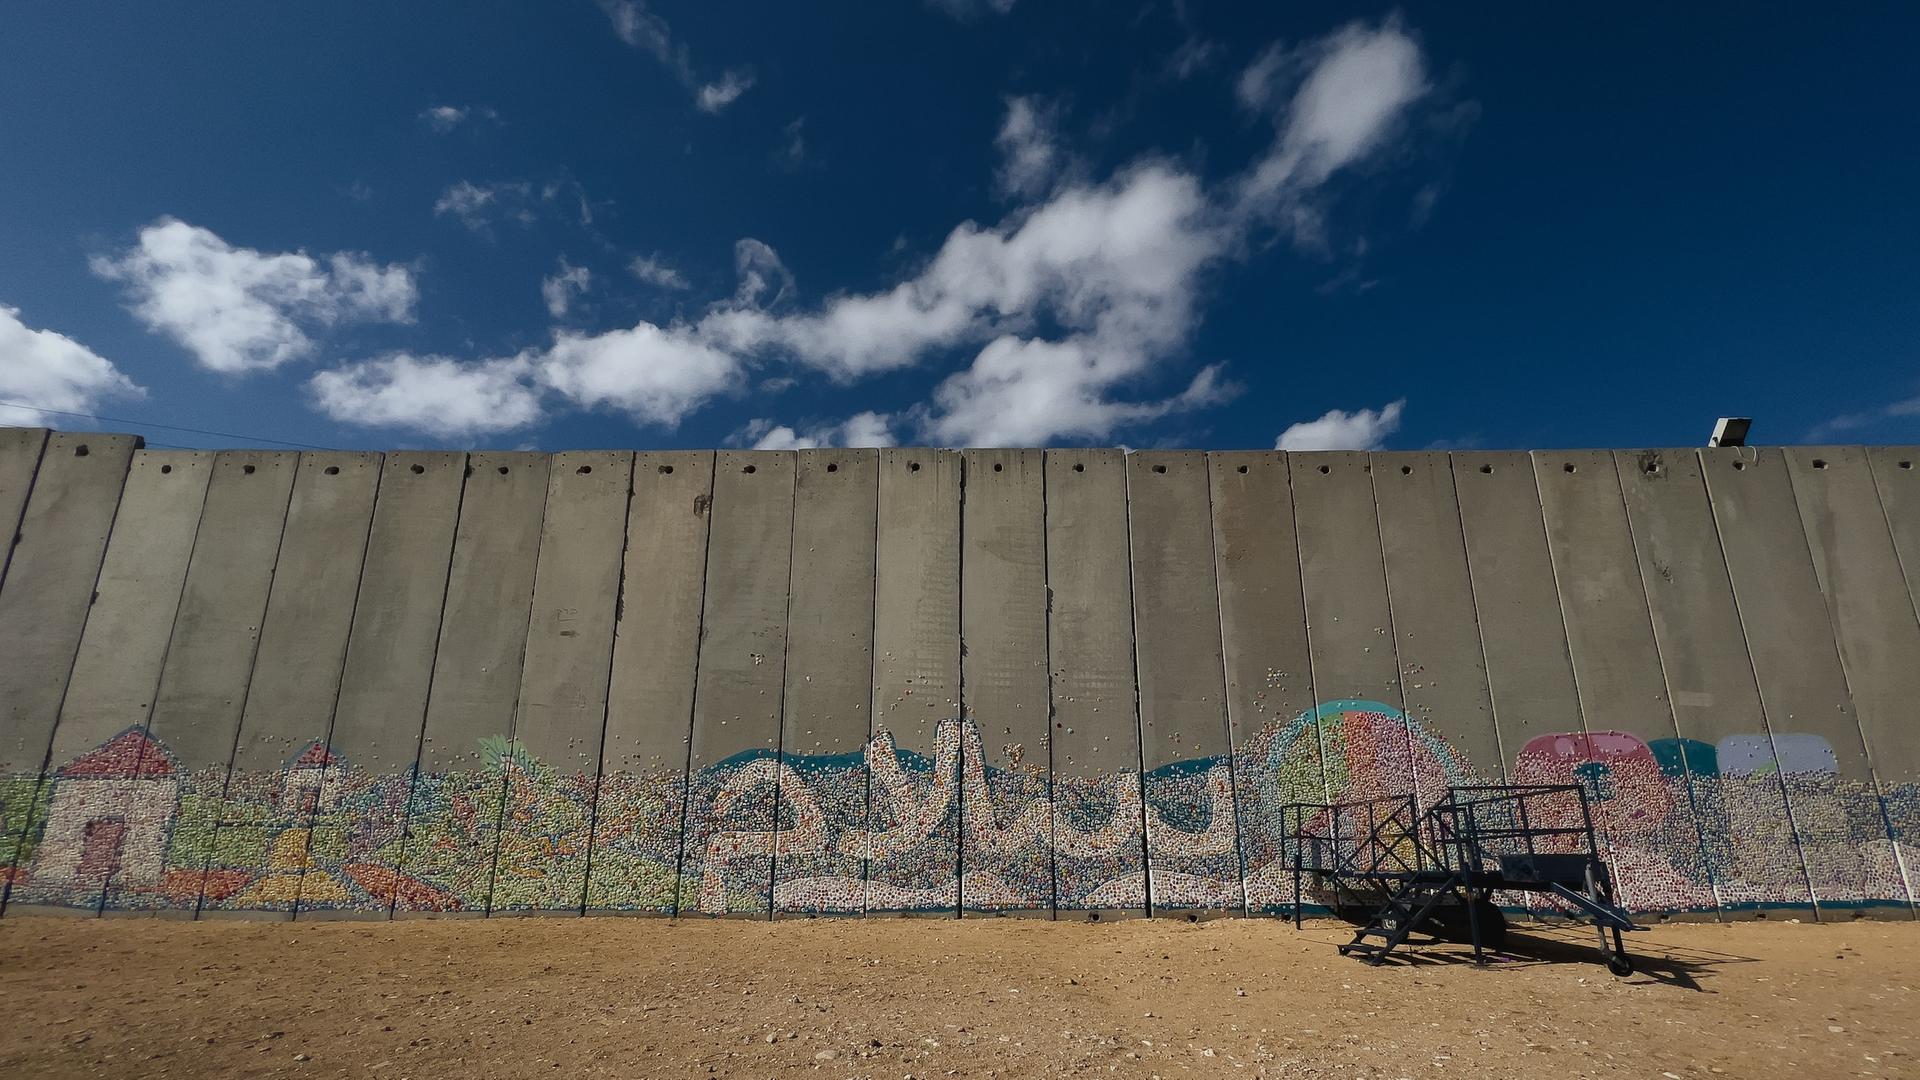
[0, 914, 1914, 1079]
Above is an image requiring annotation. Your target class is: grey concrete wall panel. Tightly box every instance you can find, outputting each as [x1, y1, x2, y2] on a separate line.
[679, 451, 794, 917]
[867, 448, 962, 914]
[587, 451, 714, 915]
[7, 451, 209, 914]
[1866, 447, 1920, 903]
[1371, 451, 1501, 796]
[772, 448, 877, 916]
[1127, 451, 1238, 914]
[392, 452, 548, 917]
[115, 451, 296, 915]
[490, 451, 632, 914]
[1208, 451, 1318, 914]
[958, 448, 1052, 916]
[1453, 453, 1585, 766]
[296, 452, 465, 919]
[1615, 450, 1811, 912]
[1788, 447, 1919, 910]
[1289, 451, 1412, 815]
[1044, 449, 1144, 918]
[1534, 451, 1716, 915]
[0, 433, 137, 776]
[0, 427, 49, 593]
[201, 452, 381, 919]
[1701, 447, 1906, 912]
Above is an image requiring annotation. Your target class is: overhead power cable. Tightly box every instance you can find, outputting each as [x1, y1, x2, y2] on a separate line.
[0, 399, 338, 451]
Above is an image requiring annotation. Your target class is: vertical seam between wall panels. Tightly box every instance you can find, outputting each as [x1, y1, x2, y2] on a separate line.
[1610, 453, 1724, 919]
[1782, 453, 1911, 912]
[1438, 458, 1504, 784]
[291, 455, 384, 920]
[0, 429, 50, 598]
[1365, 456, 1417, 810]
[1038, 452, 1057, 919]
[579, 454, 637, 916]
[766, 454, 800, 920]
[0, 436, 134, 916]
[480, 457, 554, 917]
[1700, 450, 1820, 914]
[388, 454, 471, 919]
[1201, 455, 1248, 916]
[671, 453, 720, 917]
[1532, 457, 1621, 877]
[92, 453, 215, 917]
[1861, 453, 1920, 911]
[857, 452, 880, 915]
[952, 453, 967, 918]
[1450, 454, 1513, 783]
[1282, 453, 1330, 807]
[195, 453, 300, 919]
[1121, 454, 1150, 918]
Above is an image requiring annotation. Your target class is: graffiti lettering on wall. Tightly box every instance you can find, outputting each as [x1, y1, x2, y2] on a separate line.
[2, 701, 1914, 917]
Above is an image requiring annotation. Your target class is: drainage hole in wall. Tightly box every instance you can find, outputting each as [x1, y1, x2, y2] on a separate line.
[659, 464, 673, 474]
[325, 465, 340, 475]
[160, 464, 173, 475]
[243, 464, 256, 475]
[1400, 465, 1412, 475]
[576, 465, 592, 475]
[1152, 464, 1166, 474]
[498, 465, 510, 475]
[74, 444, 90, 457]
[410, 463, 425, 474]
[910, 461, 921, 472]
[1812, 459, 1828, 469]
[1732, 461, 1746, 471]
[743, 464, 757, 474]
[1073, 463, 1085, 472]
[1903, 461, 1914, 470]
[1317, 464, 1330, 474]
[827, 462, 839, 473]
[1236, 464, 1249, 474]
[993, 462, 1003, 472]
[1563, 463, 1576, 473]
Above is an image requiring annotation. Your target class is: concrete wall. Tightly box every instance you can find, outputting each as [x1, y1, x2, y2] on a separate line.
[2, 427, 1916, 921]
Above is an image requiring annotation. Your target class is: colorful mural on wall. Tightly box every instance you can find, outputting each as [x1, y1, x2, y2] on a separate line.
[4, 703, 1915, 919]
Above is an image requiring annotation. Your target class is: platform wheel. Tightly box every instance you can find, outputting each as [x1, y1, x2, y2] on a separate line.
[1606, 954, 1634, 977]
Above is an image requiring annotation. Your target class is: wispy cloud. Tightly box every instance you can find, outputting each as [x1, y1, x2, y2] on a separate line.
[630, 253, 690, 290]
[542, 259, 593, 319]
[93, 218, 416, 373]
[993, 96, 1070, 199]
[418, 104, 499, 133]
[925, 0, 1016, 19]
[738, 411, 896, 449]
[596, 0, 755, 113]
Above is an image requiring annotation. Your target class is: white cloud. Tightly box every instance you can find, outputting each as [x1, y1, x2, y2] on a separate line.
[741, 411, 896, 449]
[419, 104, 498, 133]
[728, 238, 792, 308]
[994, 96, 1065, 199]
[308, 354, 543, 439]
[0, 305, 144, 426]
[533, 321, 742, 428]
[630, 253, 690, 290]
[1274, 399, 1405, 451]
[597, 0, 754, 112]
[697, 70, 755, 113]
[542, 260, 593, 319]
[91, 218, 417, 374]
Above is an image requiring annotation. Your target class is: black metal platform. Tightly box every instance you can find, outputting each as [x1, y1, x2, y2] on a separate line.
[1283, 784, 1644, 975]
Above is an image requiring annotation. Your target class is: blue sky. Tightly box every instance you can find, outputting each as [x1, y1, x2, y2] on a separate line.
[3, 3, 1918, 452]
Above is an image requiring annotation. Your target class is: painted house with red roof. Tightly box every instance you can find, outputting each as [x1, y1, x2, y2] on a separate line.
[280, 741, 347, 818]
[29, 728, 179, 889]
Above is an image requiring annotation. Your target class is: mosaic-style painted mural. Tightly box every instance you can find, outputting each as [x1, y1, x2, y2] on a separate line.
[5, 707, 1916, 918]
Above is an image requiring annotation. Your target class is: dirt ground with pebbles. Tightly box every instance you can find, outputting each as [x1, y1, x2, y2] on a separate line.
[0, 913, 1914, 1079]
